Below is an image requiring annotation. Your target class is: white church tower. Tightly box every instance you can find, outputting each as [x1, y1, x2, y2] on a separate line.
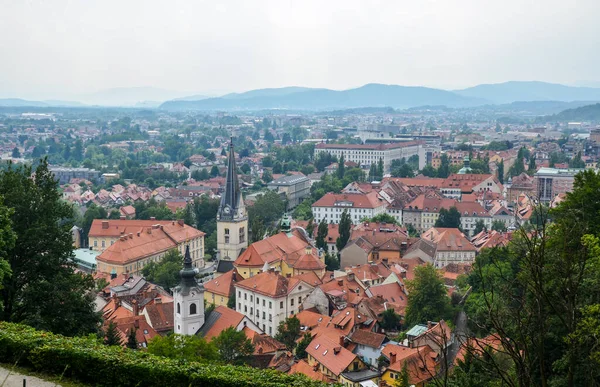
[173, 245, 205, 335]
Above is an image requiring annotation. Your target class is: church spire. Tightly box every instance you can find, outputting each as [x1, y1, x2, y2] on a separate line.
[179, 245, 198, 290]
[218, 137, 243, 221]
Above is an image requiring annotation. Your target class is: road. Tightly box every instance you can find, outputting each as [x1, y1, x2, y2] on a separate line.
[0, 365, 62, 387]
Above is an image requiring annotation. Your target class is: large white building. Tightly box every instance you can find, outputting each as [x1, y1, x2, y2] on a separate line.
[313, 141, 428, 173]
[234, 270, 315, 336]
[312, 192, 386, 224]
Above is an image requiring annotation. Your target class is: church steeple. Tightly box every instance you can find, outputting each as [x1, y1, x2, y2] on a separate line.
[179, 245, 199, 291]
[173, 244, 205, 335]
[218, 137, 245, 221]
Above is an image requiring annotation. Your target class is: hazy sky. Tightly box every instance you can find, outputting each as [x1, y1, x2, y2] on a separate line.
[1, 0, 600, 100]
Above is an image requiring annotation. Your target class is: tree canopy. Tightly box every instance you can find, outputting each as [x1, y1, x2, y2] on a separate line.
[405, 264, 452, 326]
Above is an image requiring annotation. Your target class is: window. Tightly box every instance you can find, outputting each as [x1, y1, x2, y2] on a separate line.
[263, 299, 265, 307]
[244, 306, 247, 312]
[189, 303, 197, 315]
[269, 301, 272, 309]
[94, 240, 97, 247]
[177, 302, 181, 314]
[269, 327, 272, 335]
[101, 240, 105, 248]
[244, 293, 247, 300]
[238, 291, 241, 297]
[262, 324, 265, 331]
[250, 307, 253, 315]
[250, 295, 253, 302]
[225, 236, 230, 243]
[269, 314, 272, 322]
[263, 311, 266, 319]
[224, 228, 230, 235]
[291, 299, 294, 306]
[298, 296, 302, 304]
[256, 297, 259, 304]
[238, 303, 241, 310]
[239, 227, 245, 243]
[280, 301, 284, 308]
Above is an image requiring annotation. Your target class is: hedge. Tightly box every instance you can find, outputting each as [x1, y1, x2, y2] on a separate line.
[0, 322, 329, 387]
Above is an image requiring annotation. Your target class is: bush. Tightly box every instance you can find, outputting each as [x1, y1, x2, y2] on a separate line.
[0, 322, 327, 387]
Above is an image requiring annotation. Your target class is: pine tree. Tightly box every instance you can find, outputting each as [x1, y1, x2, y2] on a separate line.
[337, 153, 345, 179]
[296, 332, 312, 359]
[305, 218, 315, 237]
[127, 327, 138, 349]
[377, 158, 384, 180]
[397, 362, 410, 387]
[104, 321, 122, 346]
[368, 164, 377, 181]
[497, 160, 504, 184]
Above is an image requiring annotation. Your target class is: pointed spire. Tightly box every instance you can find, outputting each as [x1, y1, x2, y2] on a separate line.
[218, 137, 242, 221]
[179, 244, 198, 289]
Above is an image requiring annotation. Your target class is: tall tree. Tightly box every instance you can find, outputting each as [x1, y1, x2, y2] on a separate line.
[305, 218, 315, 237]
[0, 159, 100, 336]
[336, 210, 352, 252]
[213, 326, 254, 364]
[497, 160, 504, 184]
[295, 332, 312, 359]
[435, 207, 461, 229]
[473, 219, 487, 235]
[368, 163, 377, 181]
[11, 147, 20, 158]
[141, 249, 184, 290]
[275, 316, 301, 351]
[380, 308, 401, 330]
[438, 154, 450, 178]
[337, 153, 345, 179]
[405, 264, 452, 326]
[147, 333, 219, 361]
[127, 327, 138, 349]
[377, 158, 384, 180]
[104, 321, 122, 346]
[316, 218, 328, 251]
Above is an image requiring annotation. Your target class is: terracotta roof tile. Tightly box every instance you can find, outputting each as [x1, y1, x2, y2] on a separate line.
[312, 191, 384, 209]
[203, 269, 243, 297]
[306, 334, 359, 376]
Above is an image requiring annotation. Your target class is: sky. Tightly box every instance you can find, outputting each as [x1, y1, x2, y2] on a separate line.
[1, 0, 600, 101]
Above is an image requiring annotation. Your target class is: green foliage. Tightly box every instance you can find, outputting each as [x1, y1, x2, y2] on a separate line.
[316, 219, 328, 250]
[213, 326, 255, 364]
[227, 291, 236, 310]
[103, 321, 122, 346]
[497, 160, 504, 184]
[395, 362, 410, 387]
[126, 327, 138, 349]
[491, 220, 507, 232]
[380, 308, 401, 331]
[482, 140, 513, 151]
[275, 316, 301, 351]
[569, 151, 585, 168]
[262, 169, 273, 183]
[134, 199, 174, 221]
[405, 264, 452, 326]
[473, 219, 487, 235]
[82, 203, 107, 242]
[141, 249, 184, 290]
[435, 207, 461, 229]
[11, 147, 20, 158]
[248, 191, 286, 227]
[337, 153, 345, 179]
[0, 159, 100, 336]
[366, 213, 398, 225]
[295, 332, 312, 359]
[325, 253, 339, 271]
[148, 333, 219, 362]
[292, 199, 313, 221]
[0, 322, 325, 387]
[438, 154, 450, 178]
[335, 210, 352, 252]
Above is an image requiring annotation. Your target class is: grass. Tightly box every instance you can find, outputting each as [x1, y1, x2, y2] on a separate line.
[0, 362, 90, 387]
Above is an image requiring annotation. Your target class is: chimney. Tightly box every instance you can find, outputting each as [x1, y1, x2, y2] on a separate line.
[427, 321, 433, 329]
[120, 215, 126, 220]
[132, 299, 139, 316]
[389, 352, 397, 364]
[177, 219, 184, 226]
[133, 318, 139, 328]
[128, 233, 133, 239]
[286, 273, 291, 278]
[337, 279, 343, 286]
[333, 346, 341, 355]
[382, 258, 389, 265]
[102, 220, 109, 229]
[147, 227, 152, 234]
[339, 335, 345, 347]
[347, 272, 355, 281]
[154, 297, 162, 304]
[137, 232, 140, 237]
[150, 216, 156, 220]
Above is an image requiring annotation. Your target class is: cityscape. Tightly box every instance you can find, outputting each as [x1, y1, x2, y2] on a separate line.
[1, 1, 600, 386]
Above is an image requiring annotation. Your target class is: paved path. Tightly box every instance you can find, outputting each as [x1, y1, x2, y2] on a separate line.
[0, 365, 62, 387]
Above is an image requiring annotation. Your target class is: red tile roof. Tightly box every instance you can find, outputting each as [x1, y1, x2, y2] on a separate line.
[312, 191, 384, 209]
[203, 269, 243, 298]
[306, 334, 360, 376]
[143, 301, 174, 332]
[202, 305, 245, 341]
[421, 228, 476, 252]
[234, 230, 312, 268]
[235, 270, 309, 298]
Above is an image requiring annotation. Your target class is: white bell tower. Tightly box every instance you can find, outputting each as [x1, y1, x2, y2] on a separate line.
[173, 245, 205, 335]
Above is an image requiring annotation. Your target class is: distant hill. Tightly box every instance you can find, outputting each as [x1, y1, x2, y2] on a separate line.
[79, 87, 191, 106]
[548, 103, 600, 122]
[454, 81, 600, 104]
[0, 98, 48, 107]
[160, 83, 485, 111]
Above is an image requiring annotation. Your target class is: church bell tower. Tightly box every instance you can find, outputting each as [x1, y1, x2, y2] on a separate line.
[216, 138, 248, 260]
[173, 245, 205, 335]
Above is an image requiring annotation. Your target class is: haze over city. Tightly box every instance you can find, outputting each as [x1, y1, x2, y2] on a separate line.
[2, 0, 600, 102]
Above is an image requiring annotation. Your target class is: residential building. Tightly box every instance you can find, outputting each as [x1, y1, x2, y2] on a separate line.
[234, 270, 315, 336]
[314, 141, 427, 173]
[402, 194, 457, 233]
[507, 172, 535, 203]
[95, 220, 205, 275]
[217, 139, 248, 260]
[348, 328, 388, 367]
[203, 269, 243, 307]
[421, 227, 477, 268]
[454, 201, 492, 237]
[306, 334, 368, 384]
[267, 174, 311, 209]
[440, 174, 503, 200]
[49, 166, 100, 184]
[312, 192, 386, 224]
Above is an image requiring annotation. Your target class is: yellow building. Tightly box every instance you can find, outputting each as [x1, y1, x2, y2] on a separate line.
[202, 269, 242, 307]
[306, 334, 368, 384]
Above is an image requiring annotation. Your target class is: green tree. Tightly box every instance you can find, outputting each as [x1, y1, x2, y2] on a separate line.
[438, 154, 450, 178]
[491, 220, 507, 232]
[262, 169, 273, 183]
[380, 308, 401, 331]
[396, 362, 410, 387]
[104, 321, 122, 346]
[148, 333, 219, 362]
[569, 151, 585, 169]
[497, 160, 504, 184]
[142, 249, 184, 289]
[368, 163, 377, 181]
[336, 210, 352, 252]
[377, 158, 384, 180]
[405, 264, 452, 326]
[337, 153, 345, 179]
[210, 165, 220, 177]
[292, 199, 313, 221]
[250, 217, 265, 243]
[391, 163, 414, 178]
[127, 327, 138, 349]
[296, 332, 312, 359]
[227, 291, 236, 309]
[421, 164, 437, 178]
[435, 207, 461, 229]
[473, 219, 487, 235]
[275, 316, 301, 351]
[367, 213, 398, 225]
[0, 159, 100, 336]
[247, 190, 286, 227]
[213, 326, 254, 364]
[316, 218, 328, 250]
[11, 147, 20, 158]
[305, 218, 315, 237]
[325, 253, 339, 271]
